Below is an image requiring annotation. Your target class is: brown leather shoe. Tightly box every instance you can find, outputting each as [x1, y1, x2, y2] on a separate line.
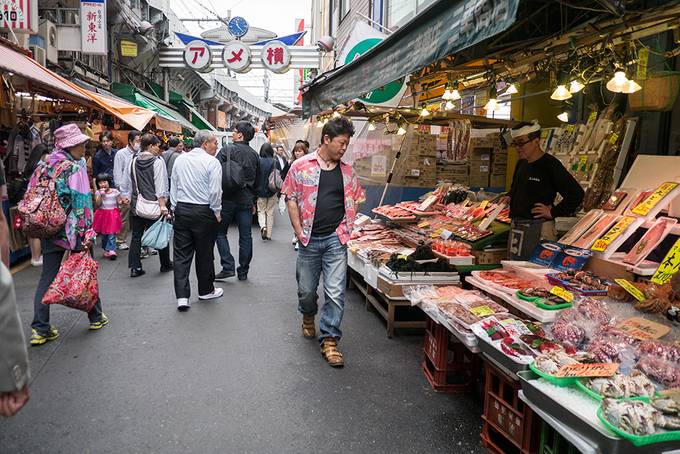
[320, 338, 344, 368]
[302, 315, 315, 339]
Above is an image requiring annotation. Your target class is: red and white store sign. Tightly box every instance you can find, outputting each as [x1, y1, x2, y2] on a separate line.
[183, 40, 212, 72]
[260, 40, 291, 74]
[81, 0, 107, 55]
[222, 40, 251, 73]
[0, 0, 38, 34]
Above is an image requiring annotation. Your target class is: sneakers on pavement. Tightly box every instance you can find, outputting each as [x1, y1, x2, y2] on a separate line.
[177, 298, 190, 312]
[130, 268, 146, 278]
[214, 271, 235, 280]
[117, 243, 129, 250]
[89, 313, 109, 331]
[31, 256, 43, 267]
[261, 227, 267, 240]
[30, 327, 59, 346]
[199, 287, 224, 300]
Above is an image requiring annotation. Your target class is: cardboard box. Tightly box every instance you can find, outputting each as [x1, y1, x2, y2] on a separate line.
[490, 174, 506, 188]
[472, 248, 507, 265]
[470, 147, 493, 161]
[491, 162, 508, 174]
[470, 164, 490, 174]
[469, 174, 489, 187]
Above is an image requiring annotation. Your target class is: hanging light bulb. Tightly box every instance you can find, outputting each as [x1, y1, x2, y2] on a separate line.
[569, 79, 585, 93]
[442, 85, 453, 101]
[316, 117, 323, 128]
[505, 83, 518, 95]
[484, 83, 499, 112]
[368, 121, 376, 131]
[606, 71, 630, 93]
[450, 81, 461, 101]
[550, 85, 572, 101]
[557, 111, 570, 122]
[622, 78, 642, 94]
[445, 101, 455, 110]
[419, 103, 430, 117]
[397, 123, 407, 135]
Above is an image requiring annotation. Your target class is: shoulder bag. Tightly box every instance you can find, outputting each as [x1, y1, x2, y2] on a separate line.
[132, 157, 161, 220]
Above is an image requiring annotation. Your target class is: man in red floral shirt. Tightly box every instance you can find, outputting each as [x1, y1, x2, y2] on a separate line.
[281, 116, 364, 368]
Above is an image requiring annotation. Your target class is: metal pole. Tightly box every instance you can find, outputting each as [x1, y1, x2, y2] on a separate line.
[163, 68, 170, 103]
[376, 133, 407, 211]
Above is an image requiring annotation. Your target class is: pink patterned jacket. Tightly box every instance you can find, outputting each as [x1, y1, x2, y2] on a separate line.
[282, 152, 365, 247]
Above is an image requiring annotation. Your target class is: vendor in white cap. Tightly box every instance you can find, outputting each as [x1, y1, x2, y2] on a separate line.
[507, 121, 584, 259]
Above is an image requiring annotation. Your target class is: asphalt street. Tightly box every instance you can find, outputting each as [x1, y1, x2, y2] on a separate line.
[0, 212, 484, 454]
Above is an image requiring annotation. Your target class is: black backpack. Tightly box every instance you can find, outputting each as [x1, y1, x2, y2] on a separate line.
[220, 145, 245, 192]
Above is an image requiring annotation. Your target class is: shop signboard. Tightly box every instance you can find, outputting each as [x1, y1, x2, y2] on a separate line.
[260, 40, 291, 73]
[337, 21, 407, 107]
[183, 40, 212, 72]
[0, 0, 38, 35]
[120, 39, 138, 57]
[222, 41, 251, 73]
[80, 0, 107, 55]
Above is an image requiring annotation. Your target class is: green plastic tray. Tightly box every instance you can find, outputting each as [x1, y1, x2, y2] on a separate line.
[528, 362, 578, 387]
[515, 291, 573, 310]
[515, 291, 540, 302]
[575, 379, 655, 401]
[597, 405, 680, 446]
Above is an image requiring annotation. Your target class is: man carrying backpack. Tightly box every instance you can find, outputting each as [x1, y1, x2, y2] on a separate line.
[215, 121, 260, 281]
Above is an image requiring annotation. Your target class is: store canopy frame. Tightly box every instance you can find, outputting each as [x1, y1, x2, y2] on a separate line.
[301, 0, 521, 117]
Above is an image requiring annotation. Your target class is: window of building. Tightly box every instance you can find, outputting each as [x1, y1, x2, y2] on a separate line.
[387, 0, 416, 28]
[371, 0, 384, 28]
[339, 0, 351, 21]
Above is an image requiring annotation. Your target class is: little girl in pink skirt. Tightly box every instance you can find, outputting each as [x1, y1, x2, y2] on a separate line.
[93, 173, 125, 259]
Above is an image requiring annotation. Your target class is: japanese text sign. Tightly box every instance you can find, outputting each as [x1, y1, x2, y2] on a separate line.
[260, 40, 291, 73]
[591, 216, 635, 252]
[614, 279, 645, 302]
[222, 41, 251, 73]
[0, 0, 37, 34]
[183, 40, 212, 72]
[550, 286, 573, 303]
[617, 317, 670, 340]
[651, 238, 680, 285]
[555, 363, 619, 378]
[632, 182, 678, 216]
[80, 0, 107, 55]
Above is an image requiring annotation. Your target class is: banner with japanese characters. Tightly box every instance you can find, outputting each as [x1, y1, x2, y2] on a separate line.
[81, 0, 107, 55]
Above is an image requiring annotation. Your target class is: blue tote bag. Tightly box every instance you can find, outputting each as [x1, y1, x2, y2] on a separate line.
[141, 217, 173, 250]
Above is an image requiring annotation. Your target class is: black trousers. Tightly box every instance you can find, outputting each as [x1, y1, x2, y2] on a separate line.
[173, 202, 219, 299]
[129, 214, 172, 270]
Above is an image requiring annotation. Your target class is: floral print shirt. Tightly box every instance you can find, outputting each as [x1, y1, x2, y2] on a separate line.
[282, 152, 365, 247]
[28, 150, 95, 250]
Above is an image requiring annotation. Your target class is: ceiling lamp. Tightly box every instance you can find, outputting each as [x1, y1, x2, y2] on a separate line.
[419, 103, 430, 117]
[450, 81, 462, 101]
[622, 78, 642, 94]
[550, 84, 572, 101]
[557, 111, 570, 122]
[569, 79, 585, 93]
[397, 123, 407, 135]
[445, 101, 455, 110]
[484, 83, 499, 112]
[606, 70, 641, 93]
[442, 85, 453, 101]
[368, 121, 376, 131]
[505, 83, 518, 95]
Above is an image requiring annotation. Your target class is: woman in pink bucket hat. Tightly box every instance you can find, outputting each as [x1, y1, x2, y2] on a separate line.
[28, 123, 109, 346]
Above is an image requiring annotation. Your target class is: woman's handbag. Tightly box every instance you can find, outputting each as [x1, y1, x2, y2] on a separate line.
[42, 251, 99, 312]
[141, 216, 173, 250]
[132, 158, 161, 220]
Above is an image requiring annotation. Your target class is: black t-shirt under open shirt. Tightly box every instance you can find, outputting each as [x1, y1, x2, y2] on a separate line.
[312, 164, 345, 237]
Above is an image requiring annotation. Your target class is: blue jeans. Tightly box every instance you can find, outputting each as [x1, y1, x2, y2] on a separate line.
[101, 234, 117, 252]
[296, 232, 347, 343]
[216, 200, 253, 277]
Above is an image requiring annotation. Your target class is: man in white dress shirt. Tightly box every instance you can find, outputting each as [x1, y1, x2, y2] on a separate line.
[171, 130, 223, 311]
[112, 130, 142, 250]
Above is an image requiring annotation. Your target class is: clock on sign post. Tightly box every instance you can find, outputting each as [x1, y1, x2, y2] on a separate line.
[228, 16, 249, 39]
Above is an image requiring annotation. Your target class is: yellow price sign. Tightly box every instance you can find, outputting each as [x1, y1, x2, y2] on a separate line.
[651, 238, 680, 284]
[470, 305, 495, 317]
[578, 155, 588, 172]
[632, 182, 679, 216]
[565, 125, 575, 133]
[550, 286, 574, 303]
[609, 132, 620, 145]
[591, 216, 635, 252]
[588, 111, 598, 123]
[614, 279, 645, 302]
[637, 47, 649, 80]
[479, 200, 489, 210]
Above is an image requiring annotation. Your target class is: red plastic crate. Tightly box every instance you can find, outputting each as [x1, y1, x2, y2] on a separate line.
[421, 317, 480, 392]
[481, 360, 540, 453]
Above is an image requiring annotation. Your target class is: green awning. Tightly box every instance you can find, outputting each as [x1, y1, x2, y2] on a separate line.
[134, 93, 197, 133]
[181, 101, 216, 131]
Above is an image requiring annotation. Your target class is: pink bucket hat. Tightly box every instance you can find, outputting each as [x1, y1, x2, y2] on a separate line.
[54, 123, 90, 150]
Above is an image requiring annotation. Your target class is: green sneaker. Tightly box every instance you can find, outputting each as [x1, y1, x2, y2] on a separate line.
[30, 327, 59, 346]
[89, 313, 109, 331]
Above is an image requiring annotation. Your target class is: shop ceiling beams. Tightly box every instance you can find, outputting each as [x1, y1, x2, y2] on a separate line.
[301, 0, 521, 117]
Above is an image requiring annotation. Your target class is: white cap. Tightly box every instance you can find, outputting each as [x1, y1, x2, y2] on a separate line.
[510, 120, 541, 139]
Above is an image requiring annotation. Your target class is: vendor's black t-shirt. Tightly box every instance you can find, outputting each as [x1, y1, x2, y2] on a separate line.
[509, 153, 584, 220]
[312, 164, 345, 237]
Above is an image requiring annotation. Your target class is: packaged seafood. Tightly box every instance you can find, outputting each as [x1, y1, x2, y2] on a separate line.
[529, 241, 563, 267]
[581, 371, 656, 399]
[636, 355, 680, 389]
[623, 190, 653, 217]
[599, 398, 680, 436]
[548, 270, 611, 295]
[532, 350, 581, 375]
[601, 191, 630, 211]
[559, 209, 604, 245]
[552, 245, 593, 272]
[623, 217, 677, 266]
[638, 339, 680, 363]
[586, 326, 640, 367]
[571, 213, 620, 249]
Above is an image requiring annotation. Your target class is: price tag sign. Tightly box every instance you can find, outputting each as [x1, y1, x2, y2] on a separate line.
[614, 279, 645, 301]
[588, 111, 598, 123]
[609, 132, 620, 145]
[470, 305, 495, 317]
[591, 216, 635, 252]
[632, 182, 679, 216]
[440, 229, 453, 240]
[565, 125, 575, 133]
[418, 195, 438, 212]
[550, 286, 574, 303]
[617, 317, 670, 340]
[555, 363, 619, 378]
[417, 220, 430, 229]
[651, 238, 680, 284]
[479, 200, 489, 210]
[578, 155, 588, 172]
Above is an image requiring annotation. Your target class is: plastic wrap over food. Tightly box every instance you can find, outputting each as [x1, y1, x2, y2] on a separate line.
[549, 298, 614, 349]
[402, 285, 439, 306]
[635, 355, 680, 388]
[586, 326, 641, 373]
[638, 339, 680, 363]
